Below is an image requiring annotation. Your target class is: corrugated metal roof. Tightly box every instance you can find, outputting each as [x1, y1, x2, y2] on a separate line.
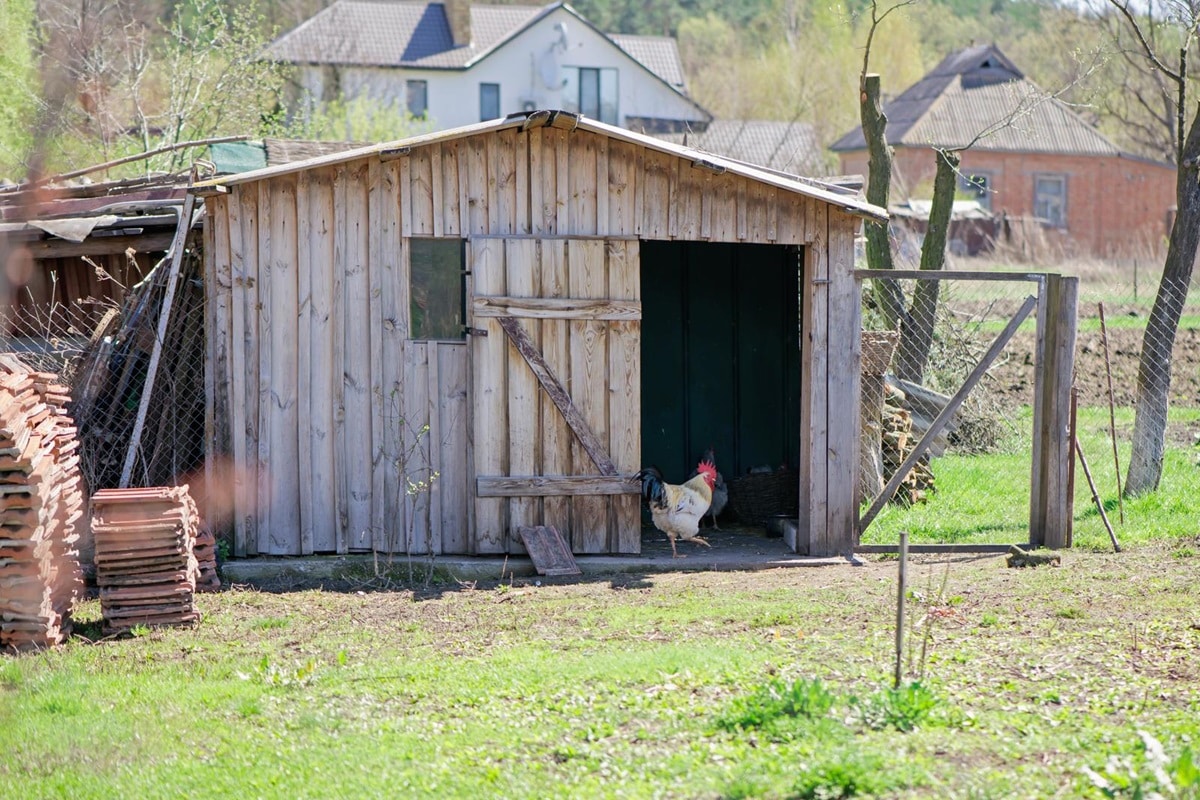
[830, 43, 1122, 156]
[656, 120, 827, 176]
[609, 34, 685, 88]
[192, 112, 886, 221]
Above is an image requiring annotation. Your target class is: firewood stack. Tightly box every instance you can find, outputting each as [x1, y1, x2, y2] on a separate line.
[882, 382, 936, 505]
[0, 369, 86, 651]
[90, 486, 206, 633]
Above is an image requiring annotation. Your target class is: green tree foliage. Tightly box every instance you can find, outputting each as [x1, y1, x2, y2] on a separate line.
[676, 0, 1082, 164]
[14, 0, 284, 179]
[269, 95, 437, 145]
[0, 0, 39, 179]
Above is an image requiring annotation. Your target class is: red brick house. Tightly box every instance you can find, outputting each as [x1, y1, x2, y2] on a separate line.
[831, 44, 1176, 258]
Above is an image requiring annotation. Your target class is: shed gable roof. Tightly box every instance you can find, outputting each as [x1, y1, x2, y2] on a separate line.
[830, 43, 1122, 156]
[192, 111, 885, 221]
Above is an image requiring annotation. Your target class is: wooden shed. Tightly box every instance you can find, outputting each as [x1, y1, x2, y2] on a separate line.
[197, 110, 886, 559]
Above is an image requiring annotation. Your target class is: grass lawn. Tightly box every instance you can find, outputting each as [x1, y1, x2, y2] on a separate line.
[3, 541, 1199, 798]
[864, 406, 1200, 550]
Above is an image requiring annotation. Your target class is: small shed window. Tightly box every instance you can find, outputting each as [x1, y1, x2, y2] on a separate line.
[410, 239, 464, 340]
[407, 80, 428, 118]
[1034, 174, 1066, 228]
[480, 83, 500, 121]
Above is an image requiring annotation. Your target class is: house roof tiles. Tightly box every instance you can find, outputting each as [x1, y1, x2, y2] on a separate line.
[266, 0, 689, 94]
[656, 120, 827, 176]
[831, 43, 1124, 157]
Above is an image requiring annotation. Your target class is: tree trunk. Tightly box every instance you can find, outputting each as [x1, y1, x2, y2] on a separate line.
[1125, 104, 1200, 496]
[895, 149, 959, 383]
[860, 73, 907, 330]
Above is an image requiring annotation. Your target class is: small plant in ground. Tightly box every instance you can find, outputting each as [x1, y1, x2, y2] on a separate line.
[1083, 731, 1199, 799]
[791, 749, 916, 799]
[240, 655, 318, 688]
[717, 677, 836, 732]
[850, 681, 940, 732]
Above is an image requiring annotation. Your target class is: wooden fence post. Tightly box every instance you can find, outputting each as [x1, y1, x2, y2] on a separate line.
[1029, 274, 1078, 549]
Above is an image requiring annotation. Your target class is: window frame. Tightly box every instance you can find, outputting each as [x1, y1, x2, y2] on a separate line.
[479, 82, 500, 121]
[561, 66, 618, 125]
[1033, 173, 1067, 229]
[408, 237, 466, 342]
[957, 170, 993, 212]
[406, 79, 428, 118]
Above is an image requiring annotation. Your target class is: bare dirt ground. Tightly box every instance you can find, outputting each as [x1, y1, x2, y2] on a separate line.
[986, 324, 1200, 412]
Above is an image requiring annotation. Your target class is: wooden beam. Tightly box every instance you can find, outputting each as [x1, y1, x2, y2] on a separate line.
[477, 475, 638, 497]
[473, 296, 641, 320]
[496, 315, 618, 475]
[855, 543, 1030, 554]
[1030, 275, 1078, 549]
[119, 194, 198, 487]
[23, 232, 175, 259]
[853, 269, 1046, 284]
[858, 293, 1038, 533]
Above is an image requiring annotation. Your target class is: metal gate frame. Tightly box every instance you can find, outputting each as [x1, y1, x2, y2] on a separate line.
[851, 270, 1078, 553]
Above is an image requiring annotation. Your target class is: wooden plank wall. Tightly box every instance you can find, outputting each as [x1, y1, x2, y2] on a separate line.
[207, 124, 858, 555]
[9, 251, 157, 337]
[218, 166, 470, 556]
[469, 237, 641, 555]
[798, 207, 863, 558]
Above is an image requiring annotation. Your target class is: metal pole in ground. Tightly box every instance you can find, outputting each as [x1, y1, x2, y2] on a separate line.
[894, 530, 909, 689]
[1075, 435, 1121, 553]
[1097, 302, 1125, 524]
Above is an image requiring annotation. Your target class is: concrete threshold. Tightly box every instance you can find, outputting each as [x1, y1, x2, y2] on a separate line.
[218, 550, 859, 589]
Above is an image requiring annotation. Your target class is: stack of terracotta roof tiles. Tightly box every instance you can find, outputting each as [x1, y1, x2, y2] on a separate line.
[90, 486, 209, 632]
[0, 370, 86, 651]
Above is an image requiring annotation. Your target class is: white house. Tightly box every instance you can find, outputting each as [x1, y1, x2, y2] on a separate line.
[267, 0, 713, 134]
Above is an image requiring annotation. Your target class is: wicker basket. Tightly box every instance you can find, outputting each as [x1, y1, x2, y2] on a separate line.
[727, 469, 799, 527]
[861, 330, 899, 375]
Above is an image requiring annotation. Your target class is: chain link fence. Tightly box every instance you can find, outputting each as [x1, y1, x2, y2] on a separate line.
[1, 248, 208, 497]
[858, 252, 1200, 549]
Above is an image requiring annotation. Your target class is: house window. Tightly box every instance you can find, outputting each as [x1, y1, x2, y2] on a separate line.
[410, 239, 464, 340]
[406, 80, 428, 118]
[562, 67, 618, 124]
[1034, 174, 1066, 228]
[480, 83, 500, 121]
[958, 171, 992, 211]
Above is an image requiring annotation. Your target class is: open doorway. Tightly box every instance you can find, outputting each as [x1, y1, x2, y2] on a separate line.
[639, 240, 802, 492]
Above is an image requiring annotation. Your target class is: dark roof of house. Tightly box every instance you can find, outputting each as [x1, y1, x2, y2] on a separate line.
[267, 1, 542, 68]
[656, 120, 828, 176]
[266, 0, 689, 91]
[830, 43, 1122, 156]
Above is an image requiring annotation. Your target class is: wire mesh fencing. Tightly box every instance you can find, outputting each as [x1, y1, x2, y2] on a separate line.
[858, 258, 1200, 549]
[858, 271, 1042, 545]
[1, 248, 208, 497]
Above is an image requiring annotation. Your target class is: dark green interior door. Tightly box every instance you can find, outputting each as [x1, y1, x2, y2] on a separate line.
[640, 240, 801, 483]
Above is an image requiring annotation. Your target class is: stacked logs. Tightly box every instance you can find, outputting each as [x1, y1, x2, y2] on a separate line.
[882, 382, 936, 505]
[90, 485, 215, 633]
[0, 369, 86, 651]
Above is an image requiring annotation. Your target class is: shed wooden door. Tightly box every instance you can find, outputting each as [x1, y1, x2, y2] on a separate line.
[468, 237, 641, 555]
